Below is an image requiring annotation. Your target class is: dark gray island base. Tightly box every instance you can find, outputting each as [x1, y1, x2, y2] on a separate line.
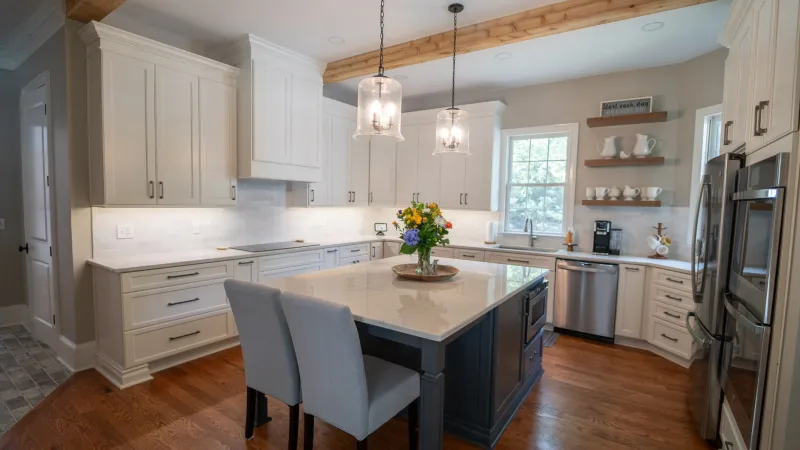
[358, 275, 548, 449]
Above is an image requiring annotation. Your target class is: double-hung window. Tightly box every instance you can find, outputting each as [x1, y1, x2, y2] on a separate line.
[503, 124, 578, 235]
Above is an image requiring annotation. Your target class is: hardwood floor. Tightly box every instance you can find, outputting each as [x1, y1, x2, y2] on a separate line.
[0, 335, 711, 450]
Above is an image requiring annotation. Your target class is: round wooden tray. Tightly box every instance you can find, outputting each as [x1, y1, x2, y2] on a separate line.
[391, 264, 460, 282]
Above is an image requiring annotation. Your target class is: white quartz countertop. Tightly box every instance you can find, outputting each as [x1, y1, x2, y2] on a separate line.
[87, 236, 692, 274]
[263, 255, 548, 342]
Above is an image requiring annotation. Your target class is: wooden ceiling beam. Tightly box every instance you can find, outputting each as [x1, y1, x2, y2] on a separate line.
[66, 0, 127, 23]
[323, 0, 714, 84]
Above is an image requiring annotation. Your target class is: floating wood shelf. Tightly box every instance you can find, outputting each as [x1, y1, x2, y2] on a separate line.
[584, 156, 665, 167]
[586, 111, 668, 128]
[582, 200, 662, 207]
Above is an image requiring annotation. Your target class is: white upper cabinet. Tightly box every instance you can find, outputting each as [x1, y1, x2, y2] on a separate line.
[220, 35, 324, 183]
[416, 123, 442, 205]
[80, 22, 238, 207]
[369, 137, 397, 206]
[396, 125, 420, 204]
[349, 131, 371, 206]
[720, 0, 800, 154]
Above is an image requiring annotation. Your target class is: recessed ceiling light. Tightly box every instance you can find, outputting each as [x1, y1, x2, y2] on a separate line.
[328, 36, 345, 44]
[393, 74, 408, 81]
[641, 22, 665, 32]
[495, 52, 512, 60]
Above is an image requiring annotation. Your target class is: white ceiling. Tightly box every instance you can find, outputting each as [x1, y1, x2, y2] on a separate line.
[331, 1, 730, 101]
[0, 0, 49, 48]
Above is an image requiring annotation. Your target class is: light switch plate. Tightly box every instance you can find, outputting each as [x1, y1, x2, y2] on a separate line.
[117, 224, 134, 240]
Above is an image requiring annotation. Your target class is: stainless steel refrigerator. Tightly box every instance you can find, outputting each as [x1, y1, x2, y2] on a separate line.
[687, 152, 744, 443]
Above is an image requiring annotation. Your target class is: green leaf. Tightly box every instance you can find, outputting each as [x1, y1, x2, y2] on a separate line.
[400, 243, 417, 255]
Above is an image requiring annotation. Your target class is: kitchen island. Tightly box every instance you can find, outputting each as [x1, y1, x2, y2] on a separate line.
[264, 255, 548, 450]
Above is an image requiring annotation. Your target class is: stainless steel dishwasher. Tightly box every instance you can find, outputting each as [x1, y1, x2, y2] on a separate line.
[554, 259, 619, 342]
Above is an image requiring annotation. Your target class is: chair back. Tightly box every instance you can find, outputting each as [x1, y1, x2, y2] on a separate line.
[280, 292, 369, 438]
[224, 279, 301, 406]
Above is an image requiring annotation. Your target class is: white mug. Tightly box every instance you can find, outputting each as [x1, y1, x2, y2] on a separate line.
[594, 187, 609, 200]
[645, 187, 663, 200]
[656, 244, 669, 256]
[586, 187, 594, 200]
[646, 234, 661, 250]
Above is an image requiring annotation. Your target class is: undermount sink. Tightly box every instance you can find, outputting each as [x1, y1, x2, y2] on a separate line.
[494, 245, 560, 253]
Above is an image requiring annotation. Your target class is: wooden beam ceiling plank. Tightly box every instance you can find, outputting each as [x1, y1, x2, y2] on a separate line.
[66, 0, 127, 23]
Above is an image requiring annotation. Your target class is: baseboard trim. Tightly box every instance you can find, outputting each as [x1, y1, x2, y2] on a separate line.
[57, 335, 97, 373]
[0, 305, 29, 327]
[615, 336, 691, 369]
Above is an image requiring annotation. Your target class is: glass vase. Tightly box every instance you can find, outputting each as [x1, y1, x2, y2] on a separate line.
[416, 247, 433, 275]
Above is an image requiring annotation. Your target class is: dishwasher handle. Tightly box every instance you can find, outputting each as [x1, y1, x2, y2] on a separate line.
[557, 259, 618, 274]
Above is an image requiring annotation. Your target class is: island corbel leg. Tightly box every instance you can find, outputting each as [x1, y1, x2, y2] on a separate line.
[419, 339, 446, 450]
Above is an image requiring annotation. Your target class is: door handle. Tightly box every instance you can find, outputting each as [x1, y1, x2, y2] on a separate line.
[460, 193, 463, 205]
[464, 193, 468, 205]
[232, 185, 236, 201]
[754, 104, 762, 137]
[18, 244, 29, 254]
[310, 189, 314, 202]
[149, 181, 155, 199]
[370, 192, 373, 203]
[757, 100, 769, 135]
[723, 120, 733, 145]
[660, 333, 678, 343]
[159, 181, 164, 199]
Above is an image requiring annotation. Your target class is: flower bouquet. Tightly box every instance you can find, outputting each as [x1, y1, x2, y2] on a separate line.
[393, 201, 452, 275]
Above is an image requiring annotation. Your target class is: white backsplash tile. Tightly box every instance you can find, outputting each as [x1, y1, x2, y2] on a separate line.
[92, 179, 690, 262]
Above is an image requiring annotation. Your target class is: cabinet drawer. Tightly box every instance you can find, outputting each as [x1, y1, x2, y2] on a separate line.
[258, 249, 323, 272]
[649, 318, 694, 360]
[338, 255, 369, 266]
[431, 247, 454, 258]
[651, 301, 688, 327]
[523, 332, 543, 380]
[123, 280, 229, 331]
[454, 249, 485, 261]
[485, 252, 555, 269]
[121, 261, 233, 293]
[652, 269, 692, 293]
[259, 263, 321, 282]
[339, 243, 370, 257]
[124, 311, 231, 366]
[720, 398, 747, 450]
[651, 284, 695, 311]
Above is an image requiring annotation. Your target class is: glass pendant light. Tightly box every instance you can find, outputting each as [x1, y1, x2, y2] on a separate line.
[354, 0, 404, 141]
[434, 3, 470, 155]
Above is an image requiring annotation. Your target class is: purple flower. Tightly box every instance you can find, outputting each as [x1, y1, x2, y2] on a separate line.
[403, 229, 420, 247]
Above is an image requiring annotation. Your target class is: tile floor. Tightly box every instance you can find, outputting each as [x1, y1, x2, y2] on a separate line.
[0, 325, 70, 435]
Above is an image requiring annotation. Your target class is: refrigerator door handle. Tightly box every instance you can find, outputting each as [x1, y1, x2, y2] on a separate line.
[724, 295, 766, 335]
[685, 311, 715, 345]
[691, 181, 710, 298]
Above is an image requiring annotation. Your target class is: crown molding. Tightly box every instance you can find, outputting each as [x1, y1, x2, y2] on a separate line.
[719, 0, 751, 47]
[216, 34, 326, 76]
[0, 0, 65, 71]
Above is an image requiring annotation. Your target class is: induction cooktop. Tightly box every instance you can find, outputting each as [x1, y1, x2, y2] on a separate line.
[230, 241, 320, 253]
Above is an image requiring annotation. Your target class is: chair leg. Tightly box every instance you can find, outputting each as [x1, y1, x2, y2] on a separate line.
[288, 404, 300, 450]
[356, 438, 368, 450]
[303, 413, 315, 450]
[245, 387, 257, 440]
[408, 399, 419, 450]
[255, 391, 272, 427]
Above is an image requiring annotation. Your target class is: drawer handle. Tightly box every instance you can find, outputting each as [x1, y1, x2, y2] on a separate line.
[508, 259, 530, 264]
[169, 330, 200, 341]
[660, 333, 678, 343]
[238, 261, 254, 265]
[167, 298, 200, 307]
[664, 294, 683, 302]
[663, 311, 681, 319]
[351, 249, 360, 253]
[327, 249, 338, 253]
[625, 267, 640, 271]
[665, 277, 684, 284]
[463, 254, 475, 258]
[167, 272, 200, 279]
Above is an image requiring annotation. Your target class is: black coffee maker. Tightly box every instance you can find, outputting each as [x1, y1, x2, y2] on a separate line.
[592, 221, 612, 255]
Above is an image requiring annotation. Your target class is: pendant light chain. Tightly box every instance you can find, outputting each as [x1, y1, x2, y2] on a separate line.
[378, 0, 385, 76]
[451, 10, 458, 109]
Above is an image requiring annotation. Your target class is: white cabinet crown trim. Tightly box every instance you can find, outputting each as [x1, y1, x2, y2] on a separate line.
[720, 0, 755, 46]
[217, 34, 325, 75]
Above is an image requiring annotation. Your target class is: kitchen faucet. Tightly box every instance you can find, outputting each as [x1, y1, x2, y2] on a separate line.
[523, 218, 538, 248]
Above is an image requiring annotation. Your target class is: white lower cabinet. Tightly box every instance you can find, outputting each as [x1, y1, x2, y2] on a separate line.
[431, 247, 455, 258]
[644, 268, 697, 361]
[454, 249, 486, 262]
[614, 264, 646, 339]
[258, 264, 321, 282]
[384, 242, 401, 258]
[370, 243, 384, 260]
[233, 259, 257, 282]
[720, 398, 747, 450]
[485, 251, 556, 323]
[338, 255, 369, 266]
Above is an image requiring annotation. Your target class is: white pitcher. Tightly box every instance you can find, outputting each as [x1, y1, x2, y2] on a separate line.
[623, 185, 640, 200]
[597, 137, 618, 159]
[633, 134, 656, 157]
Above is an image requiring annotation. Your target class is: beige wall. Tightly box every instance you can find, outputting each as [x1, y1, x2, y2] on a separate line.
[405, 49, 728, 207]
[0, 69, 25, 308]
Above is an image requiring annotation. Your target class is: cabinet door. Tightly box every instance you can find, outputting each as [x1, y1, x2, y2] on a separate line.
[155, 66, 200, 205]
[370, 243, 384, 260]
[323, 248, 339, 269]
[252, 60, 291, 164]
[749, 0, 776, 149]
[721, 50, 740, 154]
[615, 265, 646, 338]
[349, 135, 371, 206]
[416, 123, 442, 205]
[464, 117, 496, 211]
[290, 75, 322, 168]
[233, 259, 257, 282]
[731, 18, 755, 150]
[309, 113, 333, 206]
[438, 153, 466, 209]
[102, 52, 156, 205]
[369, 137, 396, 206]
[329, 116, 352, 206]
[384, 242, 401, 258]
[396, 125, 419, 205]
[766, 0, 800, 141]
[199, 79, 237, 206]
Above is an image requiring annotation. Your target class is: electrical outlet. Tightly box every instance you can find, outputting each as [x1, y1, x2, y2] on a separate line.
[117, 224, 134, 240]
[192, 223, 201, 235]
[0, 218, 5, 230]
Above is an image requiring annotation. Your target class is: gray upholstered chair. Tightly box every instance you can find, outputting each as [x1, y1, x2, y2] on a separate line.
[280, 292, 420, 450]
[224, 279, 302, 448]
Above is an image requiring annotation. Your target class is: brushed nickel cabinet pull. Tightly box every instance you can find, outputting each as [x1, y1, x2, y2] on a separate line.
[664, 294, 683, 302]
[149, 181, 155, 199]
[232, 185, 236, 201]
[508, 259, 530, 264]
[460, 193, 463, 205]
[238, 261, 254, 265]
[660, 333, 678, 343]
[754, 104, 762, 137]
[169, 330, 200, 341]
[310, 189, 314, 202]
[663, 311, 681, 319]
[167, 272, 200, 279]
[666, 277, 684, 284]
[167, 297, 200, 307]
[757, 100, 769, 135]
[464, 193, 468, 205]
[723, 120, 733, 145]
[159, 181, 164, 199]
